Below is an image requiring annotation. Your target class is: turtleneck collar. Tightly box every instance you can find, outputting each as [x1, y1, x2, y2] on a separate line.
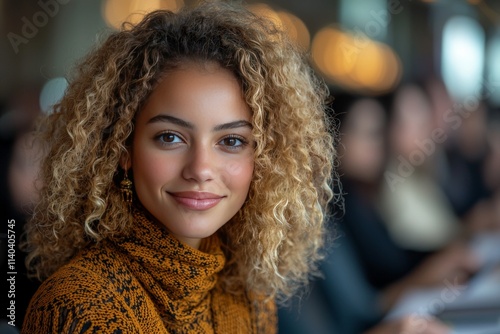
[111, 207, 226, 324]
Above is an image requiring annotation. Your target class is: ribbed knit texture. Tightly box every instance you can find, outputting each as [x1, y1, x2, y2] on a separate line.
[22, 208, 277, 333]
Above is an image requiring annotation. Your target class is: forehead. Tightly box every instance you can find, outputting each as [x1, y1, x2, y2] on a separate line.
[136, 61, 251, 125]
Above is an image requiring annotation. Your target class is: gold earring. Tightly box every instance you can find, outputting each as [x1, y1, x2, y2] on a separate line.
[120, 170, 133, 204]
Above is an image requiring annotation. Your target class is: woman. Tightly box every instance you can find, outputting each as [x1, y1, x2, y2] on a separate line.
[22, 2, 334, 333]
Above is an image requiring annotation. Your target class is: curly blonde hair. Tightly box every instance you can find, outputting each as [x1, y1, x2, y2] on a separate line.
[24, 1, 335, 303]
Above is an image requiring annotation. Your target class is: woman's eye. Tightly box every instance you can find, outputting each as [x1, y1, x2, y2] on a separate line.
[223, 137, 241, 146]
[157, 132, 183, 144]
[219, 136, 247, 150]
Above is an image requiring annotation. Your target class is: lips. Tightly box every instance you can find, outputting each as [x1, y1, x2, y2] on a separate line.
[168, 191, 224, 210]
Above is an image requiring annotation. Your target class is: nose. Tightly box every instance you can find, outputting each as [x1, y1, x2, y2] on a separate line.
[181, 143, 216, 183]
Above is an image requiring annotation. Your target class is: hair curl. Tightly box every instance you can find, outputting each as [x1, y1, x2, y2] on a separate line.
[24, 1, 336, 303]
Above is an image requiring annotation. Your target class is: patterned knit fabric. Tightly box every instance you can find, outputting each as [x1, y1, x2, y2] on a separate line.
[22, 208, 277, 333]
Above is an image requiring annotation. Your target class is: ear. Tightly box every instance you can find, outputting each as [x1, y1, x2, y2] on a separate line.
[120, 150, 132, 170]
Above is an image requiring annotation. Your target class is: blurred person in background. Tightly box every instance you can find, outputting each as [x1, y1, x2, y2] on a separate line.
[339, 97, 427, 289]
[439, 102, 491, 218]
[442, 102, 500, 234]
[424, 78, 498, 233]
[278, 96, 465, 334]
[341, 94, 478, 311]
[0, 88, 43, 331]
[380, 83, 461, 253]
[8, 132, 42, 216]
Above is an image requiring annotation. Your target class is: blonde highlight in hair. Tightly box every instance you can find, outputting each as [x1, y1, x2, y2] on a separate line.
[24, 1, 336, 303]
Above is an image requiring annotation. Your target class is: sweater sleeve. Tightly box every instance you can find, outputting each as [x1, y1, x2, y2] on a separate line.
[22, 265, 142, 334]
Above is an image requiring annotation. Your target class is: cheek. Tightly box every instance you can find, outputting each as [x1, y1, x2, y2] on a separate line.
[221, 155, 254, 193]
[132, 147, 179, 190]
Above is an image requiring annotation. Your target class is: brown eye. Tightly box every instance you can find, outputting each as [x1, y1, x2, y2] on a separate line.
[161, 133, 179, 143]
[223, 137, 240, 146]
[218, 136, 248, 152]
[155, 132, 184, 147]
[220, 136, 246, 147]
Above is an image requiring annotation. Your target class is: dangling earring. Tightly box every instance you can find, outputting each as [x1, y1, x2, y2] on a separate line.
[120, 170, 133, 205]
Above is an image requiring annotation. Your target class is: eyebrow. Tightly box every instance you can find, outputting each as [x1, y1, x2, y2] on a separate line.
[147, 114, 252, 131]
[147, 115, 194, 129]
[213, 120, 252, 131]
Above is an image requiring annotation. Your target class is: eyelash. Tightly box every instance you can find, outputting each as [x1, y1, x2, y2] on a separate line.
[155, 131, 184, 146]
[218, 135, 248, 151]
[154, 132, 249, 151]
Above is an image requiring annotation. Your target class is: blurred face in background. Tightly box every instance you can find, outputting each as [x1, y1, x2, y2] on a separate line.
[340, 98, 386, 183]
[390, 85, 435, 158]
[8, 132, 42, 214]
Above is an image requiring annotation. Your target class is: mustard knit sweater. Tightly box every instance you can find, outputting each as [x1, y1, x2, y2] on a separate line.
[22, 209, 277, 333]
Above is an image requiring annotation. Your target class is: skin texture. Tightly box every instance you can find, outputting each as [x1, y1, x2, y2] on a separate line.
[124, 62, 254, 249]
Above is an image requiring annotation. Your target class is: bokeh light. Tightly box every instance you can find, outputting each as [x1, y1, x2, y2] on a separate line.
[247, 3, 282, 28]
[247, 3, 310, 50]
[312, 26, 402, 95]
[441, 16, 485, 101]
[277, 11, 310, 50]
[102, 0, 183, 30]
[39, 77, 68, 115]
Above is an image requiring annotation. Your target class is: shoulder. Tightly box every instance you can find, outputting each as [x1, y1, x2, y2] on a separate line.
[22, 243, 145, 333]
[33, 241, 133, 303]
[253, 294, 277, 333]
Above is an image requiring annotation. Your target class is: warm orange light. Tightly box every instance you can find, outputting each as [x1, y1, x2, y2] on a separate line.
[277, 11, 311, 50]
[312, 27, 342, 78]
[377, 44, 402, 92]
[247, 3, 283, 29]
[103, 0, 133, 30]
[312, 27, 357, 81]
[350, 41, 385, 88]
[312, 25, 402, 94]
[102, 0, 183, 30]
[247, 4, 311, 50]
[326, 30, 360, 79]
[160, 0, 184, 11]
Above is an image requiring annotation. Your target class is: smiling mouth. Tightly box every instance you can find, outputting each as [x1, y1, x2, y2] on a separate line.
[168, 191, 224, 210]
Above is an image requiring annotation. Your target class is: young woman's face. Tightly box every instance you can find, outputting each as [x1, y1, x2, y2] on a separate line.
[128, 62, 254, 249]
